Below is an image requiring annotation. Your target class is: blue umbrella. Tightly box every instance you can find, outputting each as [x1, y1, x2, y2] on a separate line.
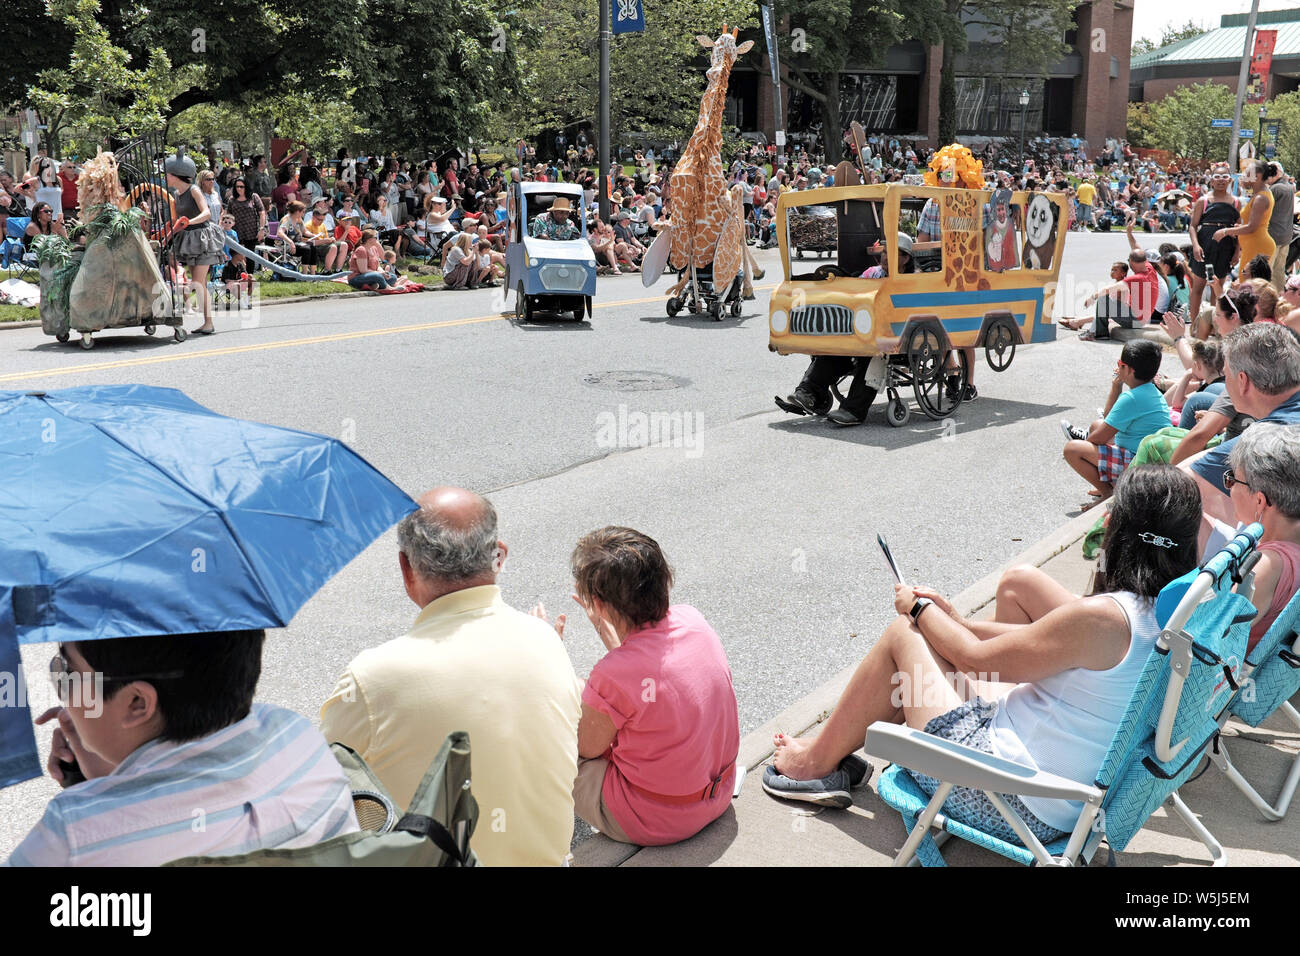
[0, 385, 417, 788]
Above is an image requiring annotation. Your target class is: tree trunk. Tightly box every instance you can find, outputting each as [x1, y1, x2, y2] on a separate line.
[938, 41, 957, 146]
[821, 78, 843, 164]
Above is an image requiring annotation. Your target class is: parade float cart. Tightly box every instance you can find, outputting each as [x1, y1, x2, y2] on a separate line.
[504, 182, 597, 322]
[767, 181, 1067, 424]
[39, 139, 187, 349]
[788, 204, 838, 259]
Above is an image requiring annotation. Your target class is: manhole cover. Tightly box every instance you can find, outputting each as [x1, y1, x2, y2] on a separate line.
[582, 370, 689, 391]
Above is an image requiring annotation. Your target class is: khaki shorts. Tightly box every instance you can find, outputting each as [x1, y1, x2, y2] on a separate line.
[1269, 242, 1290, 292]
[572, 757, 632, 844]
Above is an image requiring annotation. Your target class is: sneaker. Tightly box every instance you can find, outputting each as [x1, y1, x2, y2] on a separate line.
[962, 384, 978, 402]
[840, 754, 873, 789]
[791, 388, 831, 416]
[761, 764, 853, 809]
[1060, 419, 1088, 441]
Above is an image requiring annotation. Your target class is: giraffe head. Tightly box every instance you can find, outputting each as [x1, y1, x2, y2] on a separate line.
[697, 25, 753, 80]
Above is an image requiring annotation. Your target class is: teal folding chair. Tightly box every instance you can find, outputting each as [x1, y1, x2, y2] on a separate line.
[869, 525, 1262, 867]
[1205, 581, 1300, 820]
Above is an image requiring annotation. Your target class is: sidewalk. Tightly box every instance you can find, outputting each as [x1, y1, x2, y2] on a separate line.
[572, 511, 1300, 867]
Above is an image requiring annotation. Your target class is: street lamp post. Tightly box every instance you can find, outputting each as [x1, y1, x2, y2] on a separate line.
[1260, 104, 1268, 158]
[1018, 89, 1030, 169]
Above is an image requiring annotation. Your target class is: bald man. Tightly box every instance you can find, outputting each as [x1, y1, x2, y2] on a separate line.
[320, 488, 582, 866]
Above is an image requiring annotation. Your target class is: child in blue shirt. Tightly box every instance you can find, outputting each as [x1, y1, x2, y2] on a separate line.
[1062, 339, 1170, 507]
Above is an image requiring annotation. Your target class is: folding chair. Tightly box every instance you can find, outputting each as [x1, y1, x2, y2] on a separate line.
[254, 220, 301, 273]
[1205, 581, 1300, 820]
[3, 217, 35, 281]
[869, 525, 1263, 867]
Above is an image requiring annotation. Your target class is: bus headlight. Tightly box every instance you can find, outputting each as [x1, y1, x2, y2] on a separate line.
[854, 308, 873, 336]
[770, 309, 788, 334]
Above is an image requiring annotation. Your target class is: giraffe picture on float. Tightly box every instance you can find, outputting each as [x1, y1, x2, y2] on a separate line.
[643, 25, 762, 305]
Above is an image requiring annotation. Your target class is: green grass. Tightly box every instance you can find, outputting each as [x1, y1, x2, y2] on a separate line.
[0, 303, 39, 323]
[255, 279, 354, 299]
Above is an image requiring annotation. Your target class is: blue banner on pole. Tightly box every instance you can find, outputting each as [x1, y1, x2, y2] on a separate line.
[761, 4, 780, 86]
[612, 0, 645, 34]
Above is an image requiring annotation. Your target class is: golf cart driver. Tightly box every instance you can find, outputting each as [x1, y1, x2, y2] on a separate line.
[778, 232, 915, 426]
[529, 196, 579, 241]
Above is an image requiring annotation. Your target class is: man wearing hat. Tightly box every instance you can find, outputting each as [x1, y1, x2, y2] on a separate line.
[528, 196, 579, 241]
[1266, 161, 1295, 291]
[425, 195, 457, 260]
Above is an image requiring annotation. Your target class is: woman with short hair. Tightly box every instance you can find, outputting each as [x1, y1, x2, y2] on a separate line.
[531, 527, 740, 846]
[1225, 422, 1300, 653]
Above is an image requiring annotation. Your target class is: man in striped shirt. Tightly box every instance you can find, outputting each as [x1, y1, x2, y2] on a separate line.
[6, 630, 358, 866]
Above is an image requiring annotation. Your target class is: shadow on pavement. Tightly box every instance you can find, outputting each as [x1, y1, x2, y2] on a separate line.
[25, 332, 185, 353]
[767, 396, 1072, 449]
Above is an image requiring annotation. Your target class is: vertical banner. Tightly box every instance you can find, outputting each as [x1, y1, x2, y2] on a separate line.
[1246, 29, 1276, 104]
[761, 4, 780, 86]
[611, 0, 645, 35]
[1262, 118, 1283, 158]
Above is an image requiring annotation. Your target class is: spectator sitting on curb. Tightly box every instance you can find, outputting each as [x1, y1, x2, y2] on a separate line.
[531, 527, 740, 847]
[1146, 289, 1258, 471]
[8, 630, 358, 865]
[761, 466, 1202, 844]
[1061, 339, 1170, 509]
[1183, 324, 1300, 550]
[321, 487, 582, 867]
[1061, 247, 1159, 339]
[1223, 423, 1300, 654]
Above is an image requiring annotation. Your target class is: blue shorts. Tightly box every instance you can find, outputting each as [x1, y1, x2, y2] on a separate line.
[907, 698, 1068, 847]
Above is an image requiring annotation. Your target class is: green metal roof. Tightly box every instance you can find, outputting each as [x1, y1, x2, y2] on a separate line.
[1135, 22, 1300, 68]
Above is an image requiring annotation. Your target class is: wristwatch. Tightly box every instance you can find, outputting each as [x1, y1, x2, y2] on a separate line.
[909, 597, 934, 624]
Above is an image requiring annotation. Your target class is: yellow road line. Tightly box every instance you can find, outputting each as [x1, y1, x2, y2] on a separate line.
[0, 283, 778, 386]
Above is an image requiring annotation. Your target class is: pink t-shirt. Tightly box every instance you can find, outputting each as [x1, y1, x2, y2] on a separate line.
[582, 605, 739, 846]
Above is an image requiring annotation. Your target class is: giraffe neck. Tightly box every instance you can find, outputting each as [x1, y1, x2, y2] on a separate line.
[690, 63, 733, 160]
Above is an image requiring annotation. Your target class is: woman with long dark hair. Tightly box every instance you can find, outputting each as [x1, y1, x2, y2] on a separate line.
[23, 201, 67, 247]
[225, 178, 266, 249]
[764, 466, 1203, 844]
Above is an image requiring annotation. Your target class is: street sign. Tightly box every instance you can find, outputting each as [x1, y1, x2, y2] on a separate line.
[1211, 119, 1233, 128]
[1239, 129, 1255, 139]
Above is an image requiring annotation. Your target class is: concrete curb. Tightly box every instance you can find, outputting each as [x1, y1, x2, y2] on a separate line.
[0, 319, 40, 330]
[573, 508, 1102, 866]
[736, 506, 1102, 773]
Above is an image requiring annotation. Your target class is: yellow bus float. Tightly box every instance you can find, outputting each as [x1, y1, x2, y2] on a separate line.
[768, 182, 1068, 425]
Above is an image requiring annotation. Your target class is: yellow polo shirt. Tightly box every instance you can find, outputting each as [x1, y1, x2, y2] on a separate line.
[320, 585, 582, 866]
[1076, 182, 1096, 206]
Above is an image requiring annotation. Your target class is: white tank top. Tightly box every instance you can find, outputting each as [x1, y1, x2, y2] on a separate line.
[987, 591, 1159, 831]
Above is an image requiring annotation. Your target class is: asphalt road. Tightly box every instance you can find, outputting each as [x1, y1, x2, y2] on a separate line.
[0, 229, 1183, 855]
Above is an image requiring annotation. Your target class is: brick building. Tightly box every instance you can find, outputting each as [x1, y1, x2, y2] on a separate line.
[1130, 8, 1300, 103]
[727, 0, 1132, 149]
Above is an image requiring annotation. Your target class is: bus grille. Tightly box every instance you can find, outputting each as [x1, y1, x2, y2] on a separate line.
[789, 305, 853, 336]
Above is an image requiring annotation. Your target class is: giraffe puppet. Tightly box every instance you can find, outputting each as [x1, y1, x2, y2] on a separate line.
[649, 26, 763, 304]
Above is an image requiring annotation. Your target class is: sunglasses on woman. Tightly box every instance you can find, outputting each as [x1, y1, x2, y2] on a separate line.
[1221, 468, 1266, 500]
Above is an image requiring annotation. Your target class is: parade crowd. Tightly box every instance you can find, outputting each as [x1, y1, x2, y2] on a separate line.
[6, 130, 1300, 867]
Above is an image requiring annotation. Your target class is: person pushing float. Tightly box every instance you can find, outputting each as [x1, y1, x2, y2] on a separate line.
[769, 142, 1068, 426]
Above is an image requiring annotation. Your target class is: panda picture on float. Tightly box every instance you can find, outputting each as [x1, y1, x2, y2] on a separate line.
[1021, 193, 1058, 270]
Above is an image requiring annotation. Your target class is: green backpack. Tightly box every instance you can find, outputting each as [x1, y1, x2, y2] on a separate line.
[167, 731, 479, 867]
